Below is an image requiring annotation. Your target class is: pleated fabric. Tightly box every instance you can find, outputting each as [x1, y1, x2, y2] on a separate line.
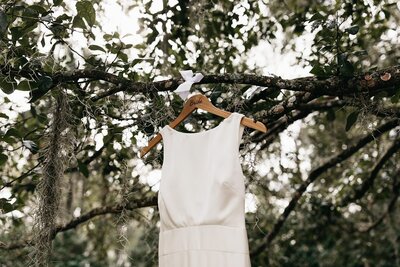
[158, 112, 251, 267]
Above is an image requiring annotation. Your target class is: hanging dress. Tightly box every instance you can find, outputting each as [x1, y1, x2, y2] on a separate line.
[157, 112, 251, 267]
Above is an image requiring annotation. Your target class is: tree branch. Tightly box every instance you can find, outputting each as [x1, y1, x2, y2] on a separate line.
[339, 138, 400, 207]
[250, 119, 400, 257]
[254, 95, 400, 149]
[0, 195, 157, 250]
[2, 65, 400, 102]
[358, 168, 400, 233]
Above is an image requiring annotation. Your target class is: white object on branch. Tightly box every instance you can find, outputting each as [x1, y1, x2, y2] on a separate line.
[173, 70, 204, 100]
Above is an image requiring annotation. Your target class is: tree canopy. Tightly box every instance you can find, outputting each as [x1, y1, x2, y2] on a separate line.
[0, 0, 399, 266]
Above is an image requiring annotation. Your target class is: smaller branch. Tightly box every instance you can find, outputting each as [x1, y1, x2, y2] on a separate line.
[339, 138, 400, 207]
[257, 109, 310, 150]
[250, 118, 399, 257]
[0, 162, 40, 190]
[359, 169, 400, 233]
[0, 195, 157, 250]
[255, 96, 400, 150]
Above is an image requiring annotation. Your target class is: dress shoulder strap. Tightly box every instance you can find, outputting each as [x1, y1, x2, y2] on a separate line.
[227, 112, 247, 181]
[225, 112, 246, 156]
[235, 112, 246, 145]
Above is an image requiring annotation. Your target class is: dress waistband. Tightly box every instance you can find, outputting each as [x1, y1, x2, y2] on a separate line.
[159, 224, 250, 256]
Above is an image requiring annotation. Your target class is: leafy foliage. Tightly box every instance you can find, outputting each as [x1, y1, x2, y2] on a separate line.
[0, 0, 399, 266]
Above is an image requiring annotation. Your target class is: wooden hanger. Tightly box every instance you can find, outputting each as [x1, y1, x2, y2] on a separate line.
[139, 93, 267, 158]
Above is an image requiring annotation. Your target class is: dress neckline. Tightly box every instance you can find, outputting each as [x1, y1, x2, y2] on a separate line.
[165, 112, 237, 137]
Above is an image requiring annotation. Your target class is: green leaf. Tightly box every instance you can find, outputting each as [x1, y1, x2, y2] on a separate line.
[326, 109, 336, 121]
[118, 51, 128, 62]
[28, 88, 48, 103]
[131, 136, 137, 145]
[0, 153, 8, 165]
[123, 43, 133, 49]
[17, 80, 37, 91]
[28, 76, 53, 103]
[352, 50, 368, 56]
[5, 127, 21, 138]
[40, 34, 45, 47]
[0, 77, 16, 94]
[72, 15, 86, 29]
[37, 114, 48, 124]
[53, 0, 63, 6]
[55, 14, 72, 23]
[319, 27, 335, 41]
[1, 136, 16, 144]
[37, 76, 52, 90]
[310, 65, 326, 77]
[309, 12, 325, 22]
[88, 44, 106, 52]
[321, 45, 333, 51]
[0, 113, 9, 119]
[76, 1, 96, 27]
[30, 105, 37, 117]
[78, 160, 89, 177]
[381, 9, 390, 19]
[131, 58, 144, 66]
[345, 25, 359, 35]
[103, 33, 113, 41]
[390, 88, 400, 103]
[10, 27, 23, 43]
[345, 111, 359, 131]
[0, 202, 14, 213]
[25, 5, 47, 14]
[22, 7, 39, 19]
[339, 59, 355, 77]
[0, 11, 8, 34]
[269, 89, 281, 98]
[28, 5, 47, 14]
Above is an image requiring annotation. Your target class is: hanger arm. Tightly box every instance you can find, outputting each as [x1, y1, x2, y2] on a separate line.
[139, 93, 267, 158]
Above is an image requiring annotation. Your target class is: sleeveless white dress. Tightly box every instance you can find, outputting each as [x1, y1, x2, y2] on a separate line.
[158, 112, 251, 267]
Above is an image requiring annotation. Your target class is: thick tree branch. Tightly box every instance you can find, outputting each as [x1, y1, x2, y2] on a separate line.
[0, 195, 157, 250]
[339, 138, 400, 207]
[64, 65, 400, 101]
[2, 65, 400, 101]
[250, 119, 400, 257]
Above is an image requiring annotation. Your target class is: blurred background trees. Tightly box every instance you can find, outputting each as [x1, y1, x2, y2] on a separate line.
[0, 0, 399, 266]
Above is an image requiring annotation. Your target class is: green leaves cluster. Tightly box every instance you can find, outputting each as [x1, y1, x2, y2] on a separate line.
[73, 1, 96, 29]
[138, 1, 271, 74]
[0, 10, 7, 35]
[28, 76, 53, 103]
[0, 1, 399, 266]
[303, 1, 394, 79]
[308, 10, 362, 78]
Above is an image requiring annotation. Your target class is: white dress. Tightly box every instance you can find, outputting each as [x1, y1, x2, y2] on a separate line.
[158, 112, 251, 267]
